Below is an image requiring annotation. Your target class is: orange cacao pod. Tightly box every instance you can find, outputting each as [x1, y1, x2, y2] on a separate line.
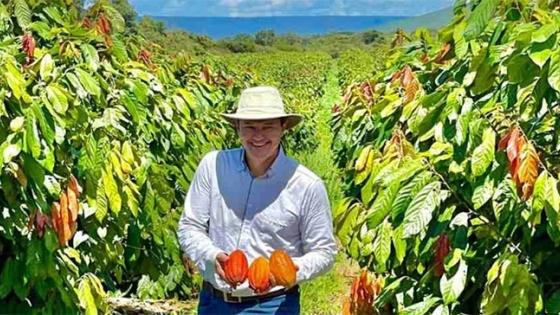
[248, 257, 271, 294]
[224, 249, 248, 289]
[269, 249, 298, 288]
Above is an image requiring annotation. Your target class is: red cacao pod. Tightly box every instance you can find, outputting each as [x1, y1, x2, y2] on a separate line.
[269, 249, 298, 288]
[248, 257, 271, 294]
[224, 249, 248, 289]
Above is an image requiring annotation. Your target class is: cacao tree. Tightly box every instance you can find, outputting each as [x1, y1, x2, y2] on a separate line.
[0, 0, 333, 312]
[333, 0, 560, 313]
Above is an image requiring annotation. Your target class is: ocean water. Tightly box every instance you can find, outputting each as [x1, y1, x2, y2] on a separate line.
[149, 16, 407, 39]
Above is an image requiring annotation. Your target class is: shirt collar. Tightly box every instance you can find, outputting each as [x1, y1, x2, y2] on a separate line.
[237, 145, 287, 178]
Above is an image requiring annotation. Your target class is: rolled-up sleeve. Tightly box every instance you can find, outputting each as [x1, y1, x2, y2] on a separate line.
[177, 152, 223, 281]
[293, 179, 337, 283]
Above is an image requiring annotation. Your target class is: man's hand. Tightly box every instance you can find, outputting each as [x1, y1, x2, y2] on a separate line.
[215, 252, 229, 279]
[262, 263, 300, 294]
[216, 252, 241, 289]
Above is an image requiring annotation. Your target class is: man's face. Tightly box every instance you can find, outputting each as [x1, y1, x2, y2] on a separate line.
[237, 118, 285, 162]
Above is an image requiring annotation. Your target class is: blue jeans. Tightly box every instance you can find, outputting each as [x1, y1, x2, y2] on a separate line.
[197, 288, 300, 314]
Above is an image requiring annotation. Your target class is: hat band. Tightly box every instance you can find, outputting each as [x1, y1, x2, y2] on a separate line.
[234, 108, 287, 115]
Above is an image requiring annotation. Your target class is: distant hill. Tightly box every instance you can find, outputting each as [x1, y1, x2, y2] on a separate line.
[148, 16, 407, 39]
[376, 6, 455, 33]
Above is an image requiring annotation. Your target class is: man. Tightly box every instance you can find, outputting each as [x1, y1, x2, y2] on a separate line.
[177, 86, 337, 314]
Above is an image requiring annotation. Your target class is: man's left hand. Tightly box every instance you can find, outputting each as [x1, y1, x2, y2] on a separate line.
[260, 264, 299, 294]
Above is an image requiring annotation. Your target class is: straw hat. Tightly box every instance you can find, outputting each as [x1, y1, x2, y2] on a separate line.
[221, 86, 303, 130]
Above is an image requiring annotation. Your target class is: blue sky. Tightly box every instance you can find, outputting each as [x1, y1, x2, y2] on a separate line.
[129, 0, 455, 17]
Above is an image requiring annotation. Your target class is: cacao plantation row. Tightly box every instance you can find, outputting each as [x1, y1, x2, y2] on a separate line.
[333, 0, 560, 314]
[337, 47, 388, 89]
[0, 0, 330, 313]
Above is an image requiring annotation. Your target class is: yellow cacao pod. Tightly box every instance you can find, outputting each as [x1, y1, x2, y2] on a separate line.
[269, 249, 298, 288]
[248, 257, 271, 294]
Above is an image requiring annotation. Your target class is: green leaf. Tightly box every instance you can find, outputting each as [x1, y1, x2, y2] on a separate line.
[532, 172, 548, 212]
[531, 23, 558, 43]
[0, 258, 14, 298]
[124, 185, 138, 217]
[40, 54, 54, 80]
[3, 142, 21, 164]
[81, 44, 100, 71]
[45, 229, 58, 253]
[32, 103, 55, 146]
[77, 278, 97, 315]
[401, 297, 441, 315]
[14, 0, 31, 30]
[548, 49, 560, 92]
[392, 172, 434, 222]
[25, 112, 41, 158]
[471, 127, 495, 177]
[380, 159, 425, 187]
[337, 203, 361, 247]
[453, 22, 468, 59]
[102, 165, 121, 215]
[463, 0, 499, 40]
[121, 92, 141, 124]
[545, 176, 560, 213]
[110, 36, 128, 62]
[499, 256, 519, 297]
[530, 35, 556, 68]
[43, 6, 65, 26]
[392, 225, 407, 264]
[432, 304, 450, 315]
[472, 59, 497, 95]
[472, 176, 494, 210]
[102, 5, 125, 33]
[46, 84, 68, 114]
[546, 290, 560, 314]
[5, 61, 26, 100]
[95, 177, 108, 222]
[373, 220, 392, 273]
[29, 21, 53, 40]
[402, 181, 442, 238]
[366, 181, 400, 229]
[507, 54, 538, 85]
[441, 259, 468, 304]
[43, 175, 61, 198]
[122, 141, 134, 164]
[22, 153, 44, 185]
[456, 110, 471, 145]
[76, 68, 101, 96]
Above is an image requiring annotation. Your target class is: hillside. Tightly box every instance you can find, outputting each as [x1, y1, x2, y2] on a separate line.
[376, 5, 454, 33]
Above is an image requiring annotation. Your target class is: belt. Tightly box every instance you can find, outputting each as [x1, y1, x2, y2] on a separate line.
[201, 281, 299, 304]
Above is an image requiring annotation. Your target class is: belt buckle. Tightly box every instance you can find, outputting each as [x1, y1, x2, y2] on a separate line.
[222, 290, 242, 303]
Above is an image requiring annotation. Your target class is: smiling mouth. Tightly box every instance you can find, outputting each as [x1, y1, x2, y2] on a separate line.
[251, 142, 269, 148]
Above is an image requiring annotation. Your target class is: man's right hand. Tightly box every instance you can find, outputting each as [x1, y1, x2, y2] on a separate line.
[216, 252, 238, 288]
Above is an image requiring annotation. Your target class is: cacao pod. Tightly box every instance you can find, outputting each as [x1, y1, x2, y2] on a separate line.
[269, 249, 298, 288]
[248, 257, 271, 294]
[224, 249, 248, 289]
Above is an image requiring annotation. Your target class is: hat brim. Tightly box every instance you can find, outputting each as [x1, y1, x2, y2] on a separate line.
[220, 113, 304, 130]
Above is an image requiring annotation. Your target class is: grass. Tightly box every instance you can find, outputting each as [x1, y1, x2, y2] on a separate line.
[293, 59, 345, 207]
[300, 252, 358, 315]
[295, 60, 358, 314]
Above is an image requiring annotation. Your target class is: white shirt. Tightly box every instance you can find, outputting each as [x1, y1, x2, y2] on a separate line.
[177, 146, 337, 297]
